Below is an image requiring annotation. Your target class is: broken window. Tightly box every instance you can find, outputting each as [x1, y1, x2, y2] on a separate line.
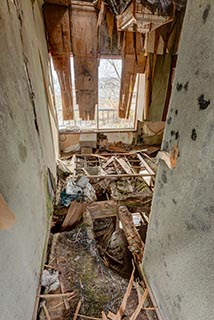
[52, 58, 138, 132]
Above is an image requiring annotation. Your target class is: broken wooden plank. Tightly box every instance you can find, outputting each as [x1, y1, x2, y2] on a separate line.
[144, 54, 151, 120]
[118, 206, 144, 263]
[97, 1, 105, 29]
[102, 156, 115, 169]
[124, 156, 136, 174]
[42, 301, 52, 320]
[108, 145, 128, 153]
[81, 173, 155, 179]
[75, 154, 108, 160]
[137, 154, 155, 175]
[61, 201, 85, 231]
[72, 314, 101, 320]
[136, 153, 155, 189]
[73, 300, 82, 320]
[0, 193, 16, 230]
[87, 200, 117, 220]
[38, 51, 58, 127]
[44, 4, 73, 120]
[116, 158, 133, 175]
[107, 311, 117, 320]
[60, 277, 70, 310]
[39, 292, 75, 299]
[101, 311, 109, 320]
[130, 288, 148, 320]
[50, 295, 75, 310]
[119, 32, 146, 119]
[107, 266, 135, 320]
[71, 5, 98, 120]
[100, 150, 147, 156]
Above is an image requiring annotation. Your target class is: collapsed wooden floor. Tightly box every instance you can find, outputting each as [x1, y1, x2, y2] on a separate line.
[35, 149, 159, 320]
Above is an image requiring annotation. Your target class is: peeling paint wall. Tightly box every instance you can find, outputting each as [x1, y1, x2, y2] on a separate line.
[0, 1, 56, 319]
[143, 1, 214, 320]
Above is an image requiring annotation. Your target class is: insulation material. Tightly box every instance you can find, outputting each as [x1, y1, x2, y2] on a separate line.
[119, 32, 146, 119]
[71, 5, 98, 121]
[44, 4, 73, 120]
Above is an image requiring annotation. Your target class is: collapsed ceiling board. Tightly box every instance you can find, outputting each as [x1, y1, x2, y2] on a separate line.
[44, 3, 74, 120]
[119, 32, 146, 119]
[71, 5, 98, 121]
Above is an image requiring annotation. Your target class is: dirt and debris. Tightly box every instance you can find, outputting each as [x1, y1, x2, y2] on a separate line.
[38, 217, 151, 320]
[41, 269, 60, 293]
[37, 150, 158, 320]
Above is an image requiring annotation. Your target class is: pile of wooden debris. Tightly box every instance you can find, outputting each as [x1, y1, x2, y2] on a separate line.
[35, 150, 158, 320]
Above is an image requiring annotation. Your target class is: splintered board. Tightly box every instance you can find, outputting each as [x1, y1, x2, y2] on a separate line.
[44, 3, 73, 120]
[71, 5, 98, 121]
[119, 32, 146, 119]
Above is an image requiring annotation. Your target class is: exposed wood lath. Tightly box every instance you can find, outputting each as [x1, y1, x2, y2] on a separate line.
[71, 5, 98, 121]
[119, 32, 146, 119]
[117, 0, 174, 33]
[44, 3, 73, 120]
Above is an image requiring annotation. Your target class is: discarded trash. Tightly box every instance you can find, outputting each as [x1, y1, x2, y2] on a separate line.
[83, 182, 97, 202]
[60, 190, 81, 207]
[57, 159, 73, 174]
[61, 201, 85, 230]
[41, 269, 59, 292]
[132, 213, 142, 227]
[60, 176, 96, 207]
[66, 179, 83, 196]
[63, 143, 80, 154]
[76, 176, 89, 188]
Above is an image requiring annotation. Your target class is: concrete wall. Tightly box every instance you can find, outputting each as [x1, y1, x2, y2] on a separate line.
[143, 1, 214, 320]
[0, 1, 56, 319]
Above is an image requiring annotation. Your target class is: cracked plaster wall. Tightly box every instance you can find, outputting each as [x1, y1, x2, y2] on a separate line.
[143, 1, 214, 320]
[0, 1, 56, 319]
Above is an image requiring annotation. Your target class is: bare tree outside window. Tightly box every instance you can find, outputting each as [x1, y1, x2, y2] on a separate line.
[52, 58, 136, 131]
